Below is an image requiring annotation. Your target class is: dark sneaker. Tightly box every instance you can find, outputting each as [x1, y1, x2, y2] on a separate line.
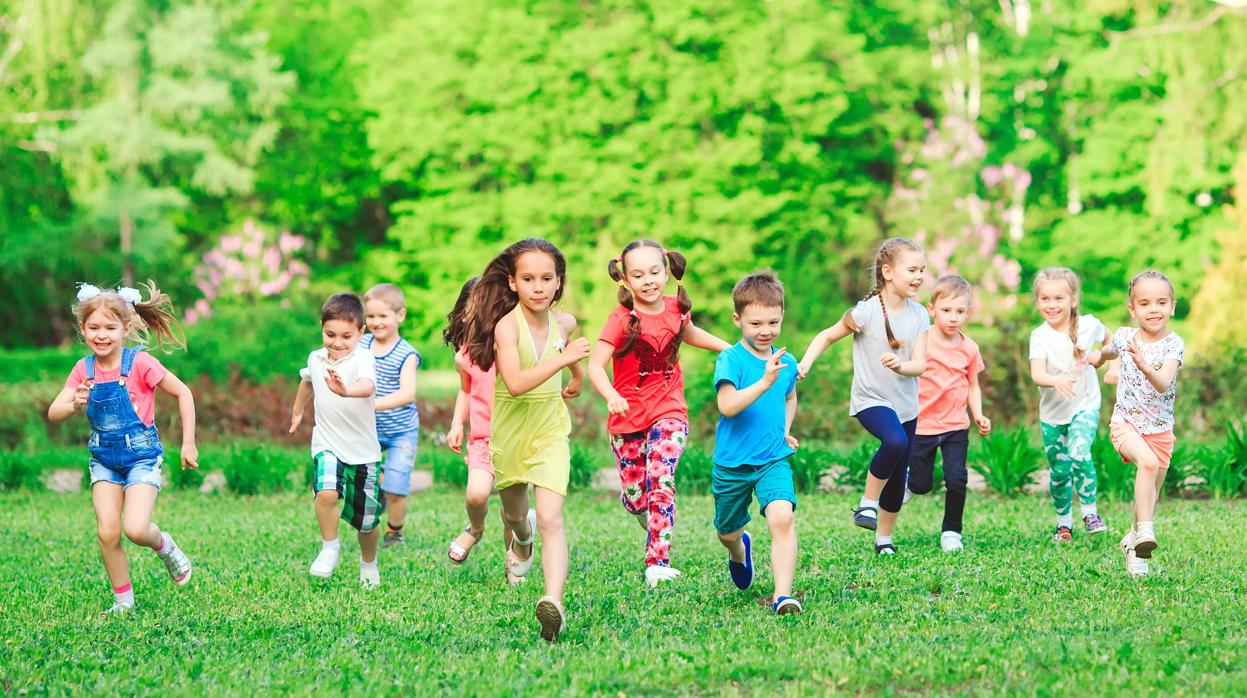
[727, 532, 754, 590]
[875, 543, 898, 556]
[773, 596, 803, 615]
[852, 506, 879, 531]
[1083, 513, 1107, 535]
[1053, 525, 1073, 543]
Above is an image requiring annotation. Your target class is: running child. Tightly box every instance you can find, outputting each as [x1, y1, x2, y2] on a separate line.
[1090, 270, 1184, 577]
[460, 238, 590, 642]
[290, 293, 385, 587]
[48, 281, 197, 614]
[711, 272, 802, 615]
[1028, 268, 1109, 542]
[905, 275, 991, 552]
[798, 237, 929, 555]
[361, 283, 421, 547]
[587, 239, 730, 588]
[443, 277, 516, 578]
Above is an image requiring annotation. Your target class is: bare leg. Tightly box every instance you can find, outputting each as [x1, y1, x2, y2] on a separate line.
[92, 483, 129, 588]
[358, 527, 380, 564]
[1118, 440, 1162, 524]
[499, 484, 533, 562]
[451, 470, 494, 558]
[863, 473, 886, 500]
[314, 490, 340, 541]
[534, 486, 567, 602]
[876, 509, 898, 538]
[716, 527, 746, 561]
[386, 494, 408, 530]
[765, 501, 796, 600]
[120, 484, 163, 549]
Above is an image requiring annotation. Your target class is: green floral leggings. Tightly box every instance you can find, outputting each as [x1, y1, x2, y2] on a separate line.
[1041, 410, 1099, 516]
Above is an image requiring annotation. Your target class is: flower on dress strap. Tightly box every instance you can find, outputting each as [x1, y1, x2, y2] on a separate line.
[553, 338, 565, 352]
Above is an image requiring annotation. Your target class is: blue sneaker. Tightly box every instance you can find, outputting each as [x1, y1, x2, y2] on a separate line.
[773, 595, 803, 615]
[727, 532, 753, 590]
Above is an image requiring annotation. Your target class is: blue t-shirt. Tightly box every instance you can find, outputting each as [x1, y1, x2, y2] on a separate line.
[712, 342, 798, 467]
[361, 334, 421, 437]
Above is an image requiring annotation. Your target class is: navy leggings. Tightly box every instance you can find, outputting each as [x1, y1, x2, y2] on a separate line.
[855, 406, 917, 513]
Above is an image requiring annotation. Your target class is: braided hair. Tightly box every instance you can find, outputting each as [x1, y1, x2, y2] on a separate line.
[860, 237, 924, 350]
[605, 239, 691, 360]
[1033, 267, 1084, 359]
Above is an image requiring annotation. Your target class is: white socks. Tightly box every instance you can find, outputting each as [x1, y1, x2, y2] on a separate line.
[875, 534, 893, 547]
[1080, 503, 1098, 517]
[859, 496, 879, 510]
[1056, 513, 1074, 528]
[1136, 521, 1154, 538]
[360, 557, 378, 570]
[323, 538, 341, 552]
[113, 583, 135, 608]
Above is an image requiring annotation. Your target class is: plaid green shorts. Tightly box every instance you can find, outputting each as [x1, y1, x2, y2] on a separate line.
[312, 451, 386, 533]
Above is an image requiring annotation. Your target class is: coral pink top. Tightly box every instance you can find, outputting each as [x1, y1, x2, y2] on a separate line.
[459, 348, 495, 440]
[66, 351, 167, 427]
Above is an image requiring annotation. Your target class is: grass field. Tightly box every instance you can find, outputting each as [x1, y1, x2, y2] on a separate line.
[3, 487, 1245, 696]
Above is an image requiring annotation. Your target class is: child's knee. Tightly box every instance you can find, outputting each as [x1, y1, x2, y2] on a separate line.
[122, 520, 150, 545]
[536, 507, 563, 533]
[97, 521, 122, 547]
[765, 501, 794, 532]
[1134, 454, 1161, 475]
[716, 529, 741, 547]
[465, 486, 490, 510]
[314, 489, 338, 505]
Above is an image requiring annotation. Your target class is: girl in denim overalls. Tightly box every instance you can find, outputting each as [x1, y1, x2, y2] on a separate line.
[48, 281, 199, 615]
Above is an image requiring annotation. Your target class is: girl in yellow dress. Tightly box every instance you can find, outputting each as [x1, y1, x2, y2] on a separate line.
[461, 238, 589, 643]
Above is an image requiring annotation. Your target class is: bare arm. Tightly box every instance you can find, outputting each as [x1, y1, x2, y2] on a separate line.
[888, 330, 928, 377]
[289, 379, 313, 432]
[784, 387, 797, 436]
[587, 339, 626, 412]
[445, 357, 470, 452]
[717, 350, 790, 417]
[48, 384, 84, 423]
[967, 369, 991, 435]
[1029, 358, 1078, 397]
[798, 316, 854, 376]
[374, 357, 418, 411]
[157, 371, 198, 469]
[684, 322, 732, 352]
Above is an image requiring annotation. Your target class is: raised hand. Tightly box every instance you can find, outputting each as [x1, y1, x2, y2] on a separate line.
[763, 348, 789, 385]
[72, 380, 92, 412]
[561, 337, 592, 365]
[325, 368, 347, 396]
[1124, 338, 1149, 373]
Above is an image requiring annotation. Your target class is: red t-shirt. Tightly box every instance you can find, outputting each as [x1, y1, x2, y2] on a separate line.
[917, 333, 984, 435]
[598, 297, 689, 434]
[65, 351, 168, 427]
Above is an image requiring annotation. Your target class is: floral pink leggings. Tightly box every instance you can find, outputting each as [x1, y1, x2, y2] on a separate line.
[610, 418, 688, 568]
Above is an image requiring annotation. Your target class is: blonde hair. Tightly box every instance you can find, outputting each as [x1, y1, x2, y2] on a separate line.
[364, 283, 405, 312]
[1128, 269, 1175, 303]
[72, 280, 186, 352]
[1033, 267, 1084, 359]
[846, 237, 924, 350]
[930, 274, 973, 305]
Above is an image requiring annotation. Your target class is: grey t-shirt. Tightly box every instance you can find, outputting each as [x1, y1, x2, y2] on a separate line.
[849, 296, 930, 421]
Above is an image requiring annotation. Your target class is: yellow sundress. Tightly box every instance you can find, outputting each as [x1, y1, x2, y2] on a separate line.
[490, 305, 572, 495]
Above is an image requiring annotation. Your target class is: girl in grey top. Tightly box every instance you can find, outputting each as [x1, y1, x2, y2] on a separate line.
[798, 238, 929, 555]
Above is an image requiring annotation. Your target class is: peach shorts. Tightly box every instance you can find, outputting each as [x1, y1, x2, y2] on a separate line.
[1110, 420, 1175, 469]
[466, 436, 493, 473]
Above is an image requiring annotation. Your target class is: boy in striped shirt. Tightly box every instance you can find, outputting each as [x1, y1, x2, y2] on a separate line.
[362, 284, 422, 547]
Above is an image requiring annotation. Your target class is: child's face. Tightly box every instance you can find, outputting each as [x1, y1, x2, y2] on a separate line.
[883, 251, 926, 299]
[1127, 278, 1174, 335]
[622, 246, 668, 308]
[1035, 280, 1076, 327]
[81, 309, 129, 360]
[322, 319, 364, 360]
[733, 304, 784, 353]
[928, 293, 970, 337]
[509, 251, 560, 312]
[365, 299, 405, 341]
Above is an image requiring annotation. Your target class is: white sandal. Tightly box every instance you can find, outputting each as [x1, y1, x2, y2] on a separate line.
[506, 508, 537, 578]
[535, 595, 565, 642]
[447, 524, 483, 564]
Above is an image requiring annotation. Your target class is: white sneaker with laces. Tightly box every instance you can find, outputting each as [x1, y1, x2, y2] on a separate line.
[102, 601, 135, 616]
[359, 562, 380, 589]
[644, 565, 682, 588]
[310, 546, 340, 578]
[1120, 530, 1148, 577]
[940, 531, 964, 552]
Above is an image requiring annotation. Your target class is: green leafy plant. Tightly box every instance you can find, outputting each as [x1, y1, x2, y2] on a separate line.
[222, 442, 303, 495]
[1092, 430, 1133, 501]
[970, 426, 1043, 498]
[1199, 422, 1247, 499]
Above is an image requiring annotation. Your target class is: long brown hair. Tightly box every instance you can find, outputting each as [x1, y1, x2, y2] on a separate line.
[462, 238, 567, 369]
[72, 280, 186, 352]
[605, 239, 691, 359]
[845, 237, 923, 350]
[442, 277, 478, 350]
[1033, 267, 1084, 359]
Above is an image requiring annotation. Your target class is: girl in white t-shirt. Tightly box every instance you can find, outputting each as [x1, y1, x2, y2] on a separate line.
[1028, 268, 1110, 542]
[1091, 270, 1184, 577]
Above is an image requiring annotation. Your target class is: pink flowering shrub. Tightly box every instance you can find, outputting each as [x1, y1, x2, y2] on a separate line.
[890, 115, 1027, 324]
[186, 219, 310, 324]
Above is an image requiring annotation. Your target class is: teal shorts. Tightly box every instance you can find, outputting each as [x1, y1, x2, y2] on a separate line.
[711, 458, 797, 534]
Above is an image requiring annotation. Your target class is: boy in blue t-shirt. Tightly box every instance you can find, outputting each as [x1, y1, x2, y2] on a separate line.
[712, 271, 801, 616]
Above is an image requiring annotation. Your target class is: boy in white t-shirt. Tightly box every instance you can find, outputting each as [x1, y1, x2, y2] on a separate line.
[289, 293, 385, 587]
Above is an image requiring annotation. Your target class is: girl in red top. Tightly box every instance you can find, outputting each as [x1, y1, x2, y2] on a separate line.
[588, 240, 730, 588]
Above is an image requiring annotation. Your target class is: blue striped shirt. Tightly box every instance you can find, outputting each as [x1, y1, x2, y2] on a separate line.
[361, 334, 420, 437]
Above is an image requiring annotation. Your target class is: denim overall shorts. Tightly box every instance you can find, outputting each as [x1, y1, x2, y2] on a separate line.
[86, 347, 164, 489]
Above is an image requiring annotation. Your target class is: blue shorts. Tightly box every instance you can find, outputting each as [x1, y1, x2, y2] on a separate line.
[88, 429, 164, 490]
[379, 429, 419, 496]
[711, 458, 797, 534]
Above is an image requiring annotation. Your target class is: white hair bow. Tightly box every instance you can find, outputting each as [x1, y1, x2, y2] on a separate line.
[76, 283, 143, 305]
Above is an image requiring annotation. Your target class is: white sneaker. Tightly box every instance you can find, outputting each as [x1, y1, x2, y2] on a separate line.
[102, 600, 135, 616]
[1120, 531, 1148, 577]
[310, 546, 340, 578]
[940, 531, 964, 552]
[644, 565, 682, 588]
[359, 562, 380, 589]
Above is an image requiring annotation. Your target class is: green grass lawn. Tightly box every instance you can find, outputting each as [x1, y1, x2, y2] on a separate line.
[3, 488, 1245, 696]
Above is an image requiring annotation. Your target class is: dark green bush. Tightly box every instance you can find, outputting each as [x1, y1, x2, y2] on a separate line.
[970, 425, 1044, 498]
[426, 445, 468, 488]
[222, 442, 304, 495]
[677, 446, 714, 495]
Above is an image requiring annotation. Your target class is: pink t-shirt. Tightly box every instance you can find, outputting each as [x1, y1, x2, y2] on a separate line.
[917, 333, 984, 436]
[65, 351, 168, 427]
[458, 348, 495, 440]
[598, 297, 689, 435]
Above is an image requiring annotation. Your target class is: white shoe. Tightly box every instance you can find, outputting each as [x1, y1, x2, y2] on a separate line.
[310, 546, 340, 578]
[507, 509, 537, 578]
[359, 562, 380, 589]
[940, 531, 964, 552]
[102, 601, 135, 616]
[536, 596, 566, 643]
[645, 565, 682, 588]
[1120, 531, 1148, 577]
